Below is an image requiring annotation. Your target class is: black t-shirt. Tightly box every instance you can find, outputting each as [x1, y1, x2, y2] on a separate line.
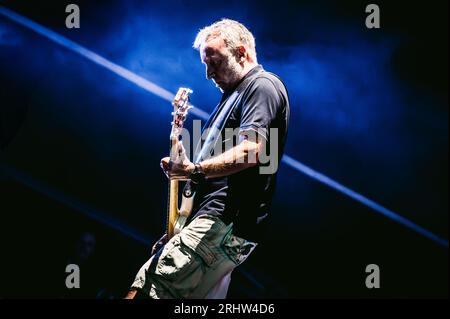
[188, 65, 290, 242]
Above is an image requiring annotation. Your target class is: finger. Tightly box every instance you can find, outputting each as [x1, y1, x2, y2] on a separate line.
[161, 161, 172, 172]
[170, 175, 188, 181]
[160, 165, 169, 178]
[178, 141, 186, 155]
[160, 163, 169, 178]
[160, 157, 170, 168]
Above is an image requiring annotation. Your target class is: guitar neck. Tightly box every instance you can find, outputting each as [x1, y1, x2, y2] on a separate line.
[166, 179, 178, 239]
[166, 138, 179, 239]
[165, 87, 192, 240]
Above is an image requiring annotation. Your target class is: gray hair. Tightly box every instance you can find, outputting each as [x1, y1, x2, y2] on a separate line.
[193, 19, 257, 61]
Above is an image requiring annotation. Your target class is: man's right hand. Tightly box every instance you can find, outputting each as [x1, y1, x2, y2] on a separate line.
[151, 233, 168, 255]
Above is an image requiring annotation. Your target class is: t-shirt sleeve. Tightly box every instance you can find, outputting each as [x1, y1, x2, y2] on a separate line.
[239, 77, 282, 142]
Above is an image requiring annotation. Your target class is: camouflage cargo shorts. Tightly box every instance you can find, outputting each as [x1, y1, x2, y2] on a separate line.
[130, 214, 257, 299]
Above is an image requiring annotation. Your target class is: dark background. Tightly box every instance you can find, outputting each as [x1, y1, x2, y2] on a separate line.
[0, 0, 448, 298]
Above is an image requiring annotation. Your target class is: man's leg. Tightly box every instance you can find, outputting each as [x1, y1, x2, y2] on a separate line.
[125, 252, 158, 299]
[124, 289, 137, 299]
[204, 270, 233, 299]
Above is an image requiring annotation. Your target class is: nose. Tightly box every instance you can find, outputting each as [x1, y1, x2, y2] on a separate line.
[205, 63, 215, 80]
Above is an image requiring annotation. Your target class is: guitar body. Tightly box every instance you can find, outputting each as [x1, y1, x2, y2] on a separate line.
[167, 174, 195, 239]
[170, 191, 195, 238]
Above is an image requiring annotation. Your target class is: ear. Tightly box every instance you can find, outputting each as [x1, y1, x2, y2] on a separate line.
[237, 45, 246, 59]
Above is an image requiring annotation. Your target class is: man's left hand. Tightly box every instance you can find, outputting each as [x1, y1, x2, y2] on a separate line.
[160, 141, 195, 180]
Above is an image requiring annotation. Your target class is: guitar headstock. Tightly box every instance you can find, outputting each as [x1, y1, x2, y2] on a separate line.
[171, 87, 193, 139]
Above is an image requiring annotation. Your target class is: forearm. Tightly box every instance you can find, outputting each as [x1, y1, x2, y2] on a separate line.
[199, 140, 259, 179]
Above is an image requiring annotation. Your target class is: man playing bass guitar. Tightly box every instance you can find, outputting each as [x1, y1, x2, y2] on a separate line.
[127, 18, 290, 299]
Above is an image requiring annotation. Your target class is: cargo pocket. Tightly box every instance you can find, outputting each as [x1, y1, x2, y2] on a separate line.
[155, 236, 212, 298]
[156, 236, 199, 281]
[222, 231, 258, 266]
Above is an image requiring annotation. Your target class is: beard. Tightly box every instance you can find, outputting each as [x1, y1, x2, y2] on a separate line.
[215, 56, 244, 93]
